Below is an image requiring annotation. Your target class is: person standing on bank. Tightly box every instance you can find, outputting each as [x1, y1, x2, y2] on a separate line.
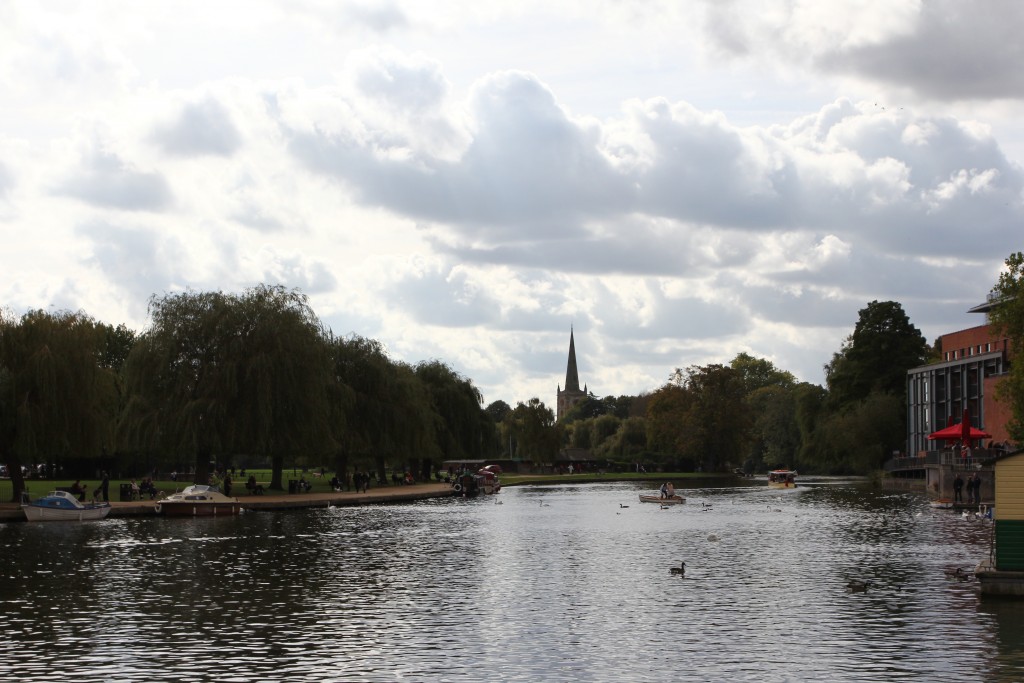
[972, 473, 982, 505]
[954, 473, 964, 503]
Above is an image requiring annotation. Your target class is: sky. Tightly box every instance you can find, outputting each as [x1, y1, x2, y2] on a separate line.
[2, 1, 1023, 409]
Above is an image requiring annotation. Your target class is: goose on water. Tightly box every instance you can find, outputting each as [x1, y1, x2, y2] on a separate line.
[846, 580, 870, 592]
[670, 561, 686, 575]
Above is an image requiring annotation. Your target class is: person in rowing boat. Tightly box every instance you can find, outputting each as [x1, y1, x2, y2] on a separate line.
[660, 482, 669, 499]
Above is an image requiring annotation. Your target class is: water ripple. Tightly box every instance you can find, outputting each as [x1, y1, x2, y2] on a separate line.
[0, 480, 1018, 681]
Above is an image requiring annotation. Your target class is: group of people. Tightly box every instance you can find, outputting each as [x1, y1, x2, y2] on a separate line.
[954, 472, 983, 504]
[125, 477, 159, 500]
[659, 481, 676, 499]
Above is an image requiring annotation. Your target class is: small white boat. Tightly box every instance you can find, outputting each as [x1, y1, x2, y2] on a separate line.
[155, 485, 242, 516]
[22, 490, 112, 522]
[639, 494, 686, 504]
[767, 469, 798, 488]
[929, 499, 955, 510]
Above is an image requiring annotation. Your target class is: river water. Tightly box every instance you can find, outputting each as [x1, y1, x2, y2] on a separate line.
[1, 478, 1022, 682]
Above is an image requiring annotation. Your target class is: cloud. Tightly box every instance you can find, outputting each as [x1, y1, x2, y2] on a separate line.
[53, 147, 173, 211]
[699, 0, 1024, 102]
[150, 97, 243, 157]
[286, 72, 1024, 272]
[343, 1, 408, 33]
[823, 1, 1024, 100]
[0, 159, 13, 198]
[74, 219, 188, 304]
[287, 70, 626, 237]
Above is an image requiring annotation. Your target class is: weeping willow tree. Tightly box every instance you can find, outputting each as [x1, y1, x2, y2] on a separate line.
[0, 309, 118, 501]
[414, 360, 494, 478]
[119, 286, 334, 489]
[329, 335, 434, 482]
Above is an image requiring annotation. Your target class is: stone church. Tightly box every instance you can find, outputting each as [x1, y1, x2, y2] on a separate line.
[556, 327, 589, 421]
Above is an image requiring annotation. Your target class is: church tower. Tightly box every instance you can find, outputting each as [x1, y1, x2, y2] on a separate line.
[557, 327, 588, 421]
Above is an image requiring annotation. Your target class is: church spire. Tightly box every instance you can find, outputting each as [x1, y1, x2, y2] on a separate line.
[564, 326, 580, 392]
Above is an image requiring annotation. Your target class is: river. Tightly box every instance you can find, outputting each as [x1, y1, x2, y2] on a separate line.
[1, 478, 1021, 682]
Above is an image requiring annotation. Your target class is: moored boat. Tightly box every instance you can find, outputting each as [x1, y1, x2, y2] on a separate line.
[155, 485, 242, 516]
[767, 469, 798, 488]
[22, 490, 112, 522]
[452, 468, 502, 497]
[929, 499, 955, 509]
[639, 494, 686, 504]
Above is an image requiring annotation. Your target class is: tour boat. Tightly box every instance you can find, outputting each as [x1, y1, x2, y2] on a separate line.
[155, 485, 242, 516]
[639, 494, 686, 504]
[767, 469, 798, 488]
[22, 490, 112, 522]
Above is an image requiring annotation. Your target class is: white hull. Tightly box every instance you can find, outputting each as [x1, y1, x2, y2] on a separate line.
[23, 504, 111, 522]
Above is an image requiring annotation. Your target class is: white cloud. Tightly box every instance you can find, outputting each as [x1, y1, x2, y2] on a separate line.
[150, 97, 243, 157]
[2, 1, 1022, 407]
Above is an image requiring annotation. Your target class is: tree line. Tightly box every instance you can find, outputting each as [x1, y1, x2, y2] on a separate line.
[559, 300, 929, 476]
[0, 286, 496, 500]
[4, 253, 1022, 501]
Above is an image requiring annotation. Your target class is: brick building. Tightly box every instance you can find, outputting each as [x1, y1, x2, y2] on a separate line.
[906, 299, 1014, 456]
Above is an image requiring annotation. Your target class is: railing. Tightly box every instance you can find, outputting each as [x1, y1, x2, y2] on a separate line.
[885, 448, 997, 472]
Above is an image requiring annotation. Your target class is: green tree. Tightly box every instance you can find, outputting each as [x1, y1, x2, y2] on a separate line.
[0, 309, 118, 500]
[485, 400, 512, 424]
[415, 360, 494, 478]
[645, 383, 694, 459]
[327, 335, 434, 483]
[814, 392, 903, 473]
[826, 300, 928, 409]
[745, 384, 801, 473]
[730, 352, 796, 393]
[120, 286, 334, 489]
[561, 395, 607, 423]
[793, 382, 828, 472]
[675, 364, 750, 472]
[989, 252, 1024, 441]
[507, 398, 558, 465]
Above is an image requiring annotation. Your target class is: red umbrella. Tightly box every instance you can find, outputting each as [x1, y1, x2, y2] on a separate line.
[483, 464, 502, 474]
[927, 423, 991, 442]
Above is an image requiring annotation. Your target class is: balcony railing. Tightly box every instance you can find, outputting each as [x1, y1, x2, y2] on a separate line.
[885, 448, 999, 471]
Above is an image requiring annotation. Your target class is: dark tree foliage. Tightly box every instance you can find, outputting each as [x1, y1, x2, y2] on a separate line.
[645, 383, 694, 459]
[505, 398, 558, 464]
[730, 352, 795, 393]
[119, 286, 334, 489]
[793, 383, 828, 471]
[0, 309, 118, 500]
[825, 300, 928, 409]
[560, 395, 607, 423]
[485, 400, 512, 424]
[988, 252, 1024, 441]
[99, 323, 137, 371]
[326, 335, 433, 483]
[415, 360, 494, 477]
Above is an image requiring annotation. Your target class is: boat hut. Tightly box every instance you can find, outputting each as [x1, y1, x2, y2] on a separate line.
[976, 449, 1024, 596]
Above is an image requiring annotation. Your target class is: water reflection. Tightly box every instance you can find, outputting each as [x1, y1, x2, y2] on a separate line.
[0, 479, 1020, 682]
